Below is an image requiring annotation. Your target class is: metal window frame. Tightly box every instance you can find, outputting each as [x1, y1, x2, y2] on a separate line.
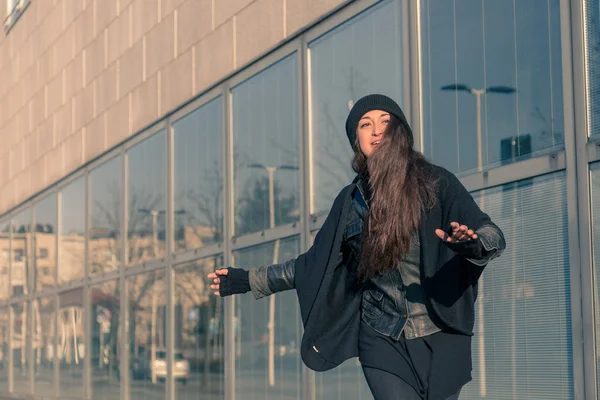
[299, 31, 316, 400]
[3, 0, 30, 34]
[222, 83, 235, 400]
[561, 0, 593, 397]
[571, 0, 599, 397]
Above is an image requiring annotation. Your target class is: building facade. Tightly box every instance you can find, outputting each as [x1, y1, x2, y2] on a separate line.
[0, 0, 598, 399]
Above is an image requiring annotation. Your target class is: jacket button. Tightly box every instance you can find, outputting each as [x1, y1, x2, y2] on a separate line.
[402, 314, 407, 319]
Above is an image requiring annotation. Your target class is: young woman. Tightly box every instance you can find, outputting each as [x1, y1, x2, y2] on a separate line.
[208, 94, 505, 400]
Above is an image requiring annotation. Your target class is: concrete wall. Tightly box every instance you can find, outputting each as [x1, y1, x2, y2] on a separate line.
[0, 0, 347, 216]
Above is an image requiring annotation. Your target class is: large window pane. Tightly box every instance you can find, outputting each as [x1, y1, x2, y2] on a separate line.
[34, 194, 57, 292]
[0, 220, 9, 300]
[174, 257, 225, 400]
[59, 178, 85, 284]
[420, 0, 564, 174]
[91, 280, 121, 399]
[127, 270, 166, 400]
[11, 208, 32, 296]
[127, 132, 167, 265]
[232, 55, 300, 236]
[462, 172, 572, 399]
[309, 0, 403, 215]
[33, 296, 55, 397]
[585, 0, 600, 135]
[12, 301, 30, 395]
[174, 98, 223, 252]
[0, 307, 8, 393]
[590, 162, 600, 396]
[90, 156, 122, 276]
[232, 237, 301, 399]
[58, 289, 85, 399]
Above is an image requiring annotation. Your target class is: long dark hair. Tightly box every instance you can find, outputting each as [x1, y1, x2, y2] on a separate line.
[352, 115, 437, 280]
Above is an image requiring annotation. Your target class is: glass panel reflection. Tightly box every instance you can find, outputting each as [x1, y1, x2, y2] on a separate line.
[0, 307, 8, 393]
[33, 296, 55, 396]
[12, 301, 30, 395]
[11, 208, 32, 296]
[91, 280, 121, 399]
[589, 162, 600, 396]
[309, 0, 403, 215]
[420, 0, 564, 174]
[174, 98, 223, 252]
[232, 237, 301, 399]
[90, 156, 122, 276]
[59, 178, 85, 284]
[127, 132, 167, 265]
[127, 270, 166, 400]
[34, 194, 57, 292]
[174, 256, 225, 400]
[584, 0, 600, 135]
[58, 289, 85, 399]
[232, 55, 300, 236]
[462, 172, 572, 399]
[0, 220, 9, 300]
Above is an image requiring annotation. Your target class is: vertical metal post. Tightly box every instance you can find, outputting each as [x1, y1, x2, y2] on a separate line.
[166, 122, 175, 400]
[29, 210, 35, 395]
[299, 35, 315, 400]
[409, 0, 423, 152]
[55, 191, 61, 397]
[474, 90, 483, 172]
[7, 216, 12, 394]
[84, 171, 92, 400]
[563, 0, 597, 398]
[222, 86, 235, 400]
[266, 167, 277, 388]
[120, 147, 130, 400]
[53, 294, 59, 399]
[8, 302, 13, 394]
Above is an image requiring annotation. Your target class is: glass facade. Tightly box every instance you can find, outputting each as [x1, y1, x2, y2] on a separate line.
[34, 296, 55, 397]
[466, 173, 573, 399]
[173, 98, 223, 252]
[34, 195, 57, 292]
[90, 280, 120, 399]
[232, 237, 302, 399]
[232, 55, 300, 236]
[59, 178, 85, 284]
[89, 157, 122, 276]
[0, 0, 598, 399]
[420, 0, 564, 174]
[173, 257, 225, 400]
[309, 0, 403, 215]
[127, 131, 167, 265]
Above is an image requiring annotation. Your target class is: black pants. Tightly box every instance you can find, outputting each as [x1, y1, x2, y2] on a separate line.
[362, 366, 462, 400]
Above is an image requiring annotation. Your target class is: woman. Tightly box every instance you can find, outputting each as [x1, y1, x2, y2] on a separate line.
[208, 94, 505, 400]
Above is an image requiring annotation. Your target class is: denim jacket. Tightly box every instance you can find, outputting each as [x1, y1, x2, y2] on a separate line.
[346, 183, 441, 339]
[248, 181, 504, 337]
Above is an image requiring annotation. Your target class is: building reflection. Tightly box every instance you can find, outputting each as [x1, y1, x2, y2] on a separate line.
[0, 225, 224, 390]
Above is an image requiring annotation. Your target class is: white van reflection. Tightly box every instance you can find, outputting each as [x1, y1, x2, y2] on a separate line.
[131, 349, 190, 384]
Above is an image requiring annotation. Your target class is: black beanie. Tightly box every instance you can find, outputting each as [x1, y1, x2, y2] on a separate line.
[345, 94, 413, 149]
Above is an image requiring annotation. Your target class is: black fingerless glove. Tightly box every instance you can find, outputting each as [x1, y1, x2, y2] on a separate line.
[444, 237, 484, 259]
[219, 267, 251, 297]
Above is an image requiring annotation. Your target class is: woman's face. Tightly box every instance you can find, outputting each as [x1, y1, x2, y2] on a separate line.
[356, 109, 390, 158]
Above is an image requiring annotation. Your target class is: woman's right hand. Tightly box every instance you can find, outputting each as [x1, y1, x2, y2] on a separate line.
[207, 267, 251, 297]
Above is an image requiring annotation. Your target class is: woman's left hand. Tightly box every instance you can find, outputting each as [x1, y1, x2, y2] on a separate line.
[435, 222, 478, 242]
